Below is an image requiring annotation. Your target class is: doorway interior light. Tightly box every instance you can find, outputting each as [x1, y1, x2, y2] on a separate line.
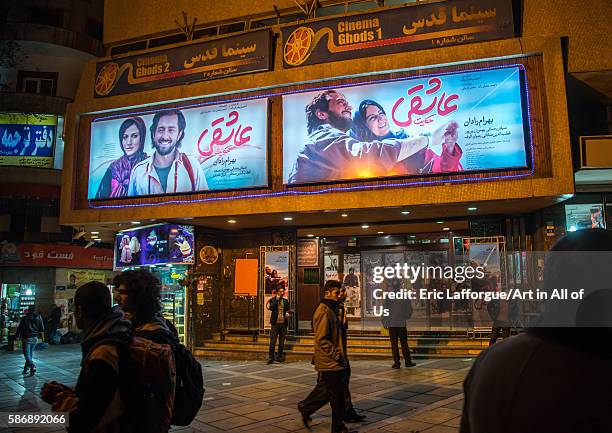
[91, 231, 99, 235]
[443, 227, 450, 231]
[377, 231, 384, 234]
[227, 219, 237, 224]
[307, 234, 314, 237]
[468, 207, 477, 211]
[436, 221, 444, 224]
[361, 224, 369, 229]
[341, 213, 348, 217]
[401, 210, 410, 215]
[283, 217, 293, 221]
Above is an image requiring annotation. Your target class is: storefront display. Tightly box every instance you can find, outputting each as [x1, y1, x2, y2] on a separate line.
[565, 203, 606, 231]
[1, 284, 36, 320]
[153, 265, 188, 344]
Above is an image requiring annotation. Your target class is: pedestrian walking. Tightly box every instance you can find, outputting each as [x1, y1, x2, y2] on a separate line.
[298, 280, 357, 433]
[383, 280, 415, 369]
[41, 281, 175, 433]
[113, 269, 205, 427]
[15, 306, 45, 376]
[266, 287, 292, 363]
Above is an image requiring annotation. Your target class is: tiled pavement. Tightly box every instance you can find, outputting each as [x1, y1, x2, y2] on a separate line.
[0, 344, 473, 432]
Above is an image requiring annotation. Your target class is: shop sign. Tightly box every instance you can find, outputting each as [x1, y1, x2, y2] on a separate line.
[0, 242, 113, 269]
[89, 98, 268, 199]
[0, 113, 56, 168]
[281, 0, 513, 68]
[199, 246, 219, 265]
[94, 29, 272, 98]
[114, 223, 194, 269]
[297, 239, 319, 266]
[283, 65, 530, 185]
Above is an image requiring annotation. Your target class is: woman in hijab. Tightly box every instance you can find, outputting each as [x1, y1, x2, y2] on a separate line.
[350, 99, 463, 175]
[96, 117, 148, 198]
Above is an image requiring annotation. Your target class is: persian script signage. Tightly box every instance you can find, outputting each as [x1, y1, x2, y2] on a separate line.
[94, 29, 272, 97]
[281, 0, 513, 68]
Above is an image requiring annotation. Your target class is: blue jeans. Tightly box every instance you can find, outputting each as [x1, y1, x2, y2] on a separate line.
[22, 337, 37, 371]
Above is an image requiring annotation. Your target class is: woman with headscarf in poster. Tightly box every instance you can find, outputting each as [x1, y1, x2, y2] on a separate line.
[95, 117, 149, 199]
[350, 100, 463, 175]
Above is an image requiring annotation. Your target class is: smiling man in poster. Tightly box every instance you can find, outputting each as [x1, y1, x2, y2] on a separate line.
[128, 109, 208, 196]
[286, 89, 460, 184]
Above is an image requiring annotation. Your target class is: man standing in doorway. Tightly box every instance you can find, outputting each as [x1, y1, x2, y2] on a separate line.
[129, 109, 207, 196]
[266, 287, 291, 364]
[299, 280, 356, 433]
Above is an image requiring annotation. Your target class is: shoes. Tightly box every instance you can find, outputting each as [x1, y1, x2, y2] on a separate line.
[298, 409, 311, 429]
[391, 363, 400, 369]
[29, 368, 36, 376]
[405, 361, 416, 368]
[275, 355, 286, 363]
[267, 359, 275, 365]
[22, 368, 29, 375]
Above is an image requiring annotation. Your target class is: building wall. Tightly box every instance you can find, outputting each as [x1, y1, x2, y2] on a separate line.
[60, 34, 574, 226]
[103, 0, 612, 74]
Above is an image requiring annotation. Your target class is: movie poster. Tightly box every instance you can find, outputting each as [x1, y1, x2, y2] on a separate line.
[89, 98, 268, 199]
[263, 251, 290, 330]
[324, 254, 339, 282]
[468, 242, 501, 325]
[114, 223, 194, 269]
[283, 66, 529, 185]
[342, 254, 361, 318]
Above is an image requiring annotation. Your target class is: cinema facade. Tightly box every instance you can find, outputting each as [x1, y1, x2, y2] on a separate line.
[60, 0, 593, 355]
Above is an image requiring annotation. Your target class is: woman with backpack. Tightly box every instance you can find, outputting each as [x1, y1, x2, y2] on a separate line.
[15, 306, 45, 376]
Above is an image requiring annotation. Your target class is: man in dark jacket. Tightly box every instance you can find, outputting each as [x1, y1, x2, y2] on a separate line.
[266, 287, 292, 363]
[298, 280, 357, 433]
[382, 280, 416, 368]
[15, 306, 45, 375]
[112, 269, 180, 347]
[460, 229, 612, 433]
[41, 281, 132, 432]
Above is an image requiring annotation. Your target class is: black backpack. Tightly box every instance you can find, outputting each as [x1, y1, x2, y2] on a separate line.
[171, 342, 205, 425]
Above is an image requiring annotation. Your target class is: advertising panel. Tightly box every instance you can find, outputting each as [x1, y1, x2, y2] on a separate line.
[0, 242, 113, 269]
[114, 223, 194, 269]
[263, 251, 290, 330]
[89, 98, 268, 199]
[0, 113, 56, 168]
[281, 0, 514, 68]
[283, 66, 529, 185]
[342, 254, 361, 318]
[94, 29, 272, 97]
[565, 203, 606, 231]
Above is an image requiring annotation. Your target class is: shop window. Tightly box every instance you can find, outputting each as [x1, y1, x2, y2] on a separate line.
[219, 22, 246, 35]
[565, 203, 606, 231]
[347, 1, 379, 12]
[109, 41, 148, 56]
[383, 0, 417, 6]
[29, 7, 64, 27]
[250, 17, 277, 29]
[148, 33, 187, 48]
[193, 26, 218, 39]
[17, 71, 58, 96]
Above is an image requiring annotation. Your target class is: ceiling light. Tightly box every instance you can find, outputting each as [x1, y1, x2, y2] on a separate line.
[401, 210, 410, 215]
[131, 221, 141, 225]
[341, 213, 348, 217]
[361, 224, 369, 229]
[377, 231, 384, 234]
[307, 234, 314, 237]
[91, 231, 99, 235]
[227, 219, 237, 224]
[443, 227, 450, 231]
[468, 207, 477, 211]
[283, 217, 293, 221]
[436, 221, 444, 224]
[409, 235, 416, 238]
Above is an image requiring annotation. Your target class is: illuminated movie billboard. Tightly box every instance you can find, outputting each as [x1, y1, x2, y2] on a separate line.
[114, 223, 194, 270]
[89, 98, 268, 199]
[282, 66, 530, 185]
